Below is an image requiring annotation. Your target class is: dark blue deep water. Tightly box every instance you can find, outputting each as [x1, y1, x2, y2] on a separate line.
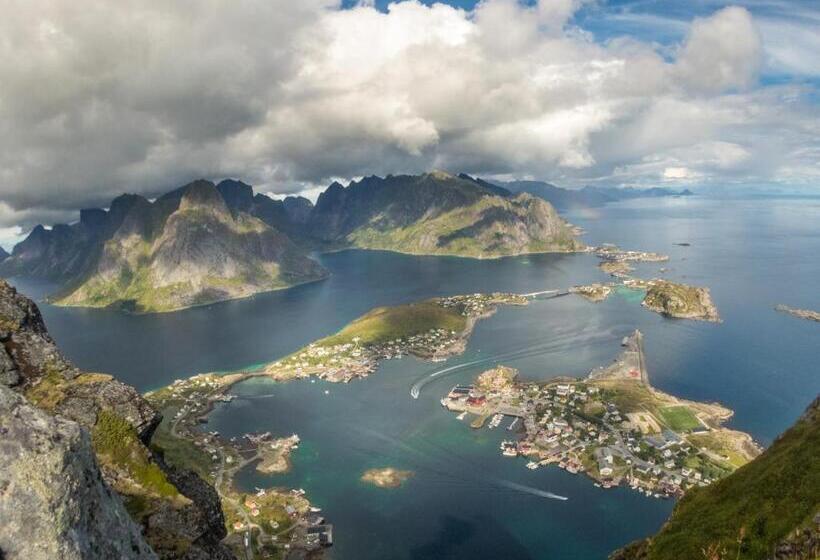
[12, 195, 820, 559]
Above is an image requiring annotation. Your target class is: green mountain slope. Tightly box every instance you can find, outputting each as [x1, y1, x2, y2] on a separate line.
[55, 181, 326, 313]
[611, 396, 820, 560]
[308, 171, 582, 257]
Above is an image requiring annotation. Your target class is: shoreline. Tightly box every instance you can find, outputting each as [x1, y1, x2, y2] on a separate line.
[441, 331, 760, 498]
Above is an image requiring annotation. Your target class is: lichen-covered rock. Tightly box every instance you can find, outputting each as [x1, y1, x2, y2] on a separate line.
[0, 385, 156, 560]
[0, 279, 236, 560]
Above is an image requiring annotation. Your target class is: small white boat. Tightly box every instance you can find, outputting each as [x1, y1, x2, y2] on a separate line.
[456, 411, 467, 421]
[526, 461, 539, 470]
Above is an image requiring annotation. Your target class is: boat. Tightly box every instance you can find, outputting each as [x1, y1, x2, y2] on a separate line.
[526, 461, 539, 470]
[507, 418, 519, 431]
[456, 411, 467, 421]
[500, 440, 518, 457]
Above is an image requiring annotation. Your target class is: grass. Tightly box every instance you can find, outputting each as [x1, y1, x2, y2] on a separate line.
[635, 400, 820, 560]
[92, 409, 181, 500]
[657, 406, 701, 432]
[149, 410, 215, 480]
[320, 301, 468, 347]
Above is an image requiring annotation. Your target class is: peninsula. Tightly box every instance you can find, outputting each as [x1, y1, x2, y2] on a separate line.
[441, 331, 759, 498]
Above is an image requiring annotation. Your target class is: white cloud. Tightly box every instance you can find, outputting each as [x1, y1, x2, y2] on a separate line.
[0, 0, 817, 229]
[674, 6, 762, 94]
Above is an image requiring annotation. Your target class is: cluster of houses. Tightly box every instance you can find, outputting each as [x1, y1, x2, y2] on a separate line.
[439, 292, 526, 317]
[594, 244, 669, 263]
[443, 375, 721, 499]
[269, 324, 468, 383]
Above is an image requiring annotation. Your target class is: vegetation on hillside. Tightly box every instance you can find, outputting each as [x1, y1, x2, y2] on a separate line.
[612, 398, 820, 560]
[320, 301, 468, 347]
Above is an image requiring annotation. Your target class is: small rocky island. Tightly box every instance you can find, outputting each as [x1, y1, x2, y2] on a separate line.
[775, 304, 820, 323]
[361, 468, 414, 488]
[638, 279, 720, 322]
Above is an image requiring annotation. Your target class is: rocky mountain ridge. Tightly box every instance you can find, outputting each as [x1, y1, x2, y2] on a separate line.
[1, 180, 326, 313]
[1, 171, 580, 311]
[0, 279, 234, 559]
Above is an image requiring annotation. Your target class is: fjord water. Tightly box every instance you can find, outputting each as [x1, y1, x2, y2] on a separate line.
[13, 195, 820, 559]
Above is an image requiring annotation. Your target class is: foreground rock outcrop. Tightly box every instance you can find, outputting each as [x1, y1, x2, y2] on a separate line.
[0, 279, 234, 559]
[0, 385, 157, 560]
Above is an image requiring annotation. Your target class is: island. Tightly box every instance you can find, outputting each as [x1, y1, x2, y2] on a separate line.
[361, 468, 414, 488]
[259, 292, 530, 383]
[637, 279, 720, 322]
[570, 283, 613, 302]
[775, 304, 820, 322]
[595, 245, 669, 278]
[441, 331, 759, 498]
[571, 277, 720, 322]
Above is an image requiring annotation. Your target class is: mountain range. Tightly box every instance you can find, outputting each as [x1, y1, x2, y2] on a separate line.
[0, 172, 582, 312]
[0, 172, 692, 313]
[502, 181, 692, 210]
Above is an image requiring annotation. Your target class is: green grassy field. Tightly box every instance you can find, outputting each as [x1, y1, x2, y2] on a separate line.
[320, 301, 468, 347]
[657, 405, 701, 432]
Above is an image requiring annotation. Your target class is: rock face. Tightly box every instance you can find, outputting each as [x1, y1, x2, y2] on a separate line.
[0, 385, 157, 560]
[0, 180, 326, 313]
[610, 396, 820, 560]
[0, 279, 235, 559]
[306, 172, 581, 257]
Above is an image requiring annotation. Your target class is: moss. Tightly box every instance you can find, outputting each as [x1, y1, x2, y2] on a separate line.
[25, 370, 112, 412]
[92, 409, 180, 499]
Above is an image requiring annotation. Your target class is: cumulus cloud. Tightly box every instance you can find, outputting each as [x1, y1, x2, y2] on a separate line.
[0, 0, 817, 230]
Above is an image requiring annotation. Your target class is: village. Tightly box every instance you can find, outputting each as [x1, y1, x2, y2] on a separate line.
[441, 331, 760, 499]
[146, 375, 333, 559]
[260, 292, 531, 384]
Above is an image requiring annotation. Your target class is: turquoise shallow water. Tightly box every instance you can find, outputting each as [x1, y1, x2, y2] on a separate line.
[12, 195, 820, 559]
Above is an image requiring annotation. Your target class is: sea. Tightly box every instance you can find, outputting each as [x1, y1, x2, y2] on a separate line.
[11, 194, 820, 560]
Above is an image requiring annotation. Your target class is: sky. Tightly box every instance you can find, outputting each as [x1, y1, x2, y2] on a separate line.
[0, 0, 818, 244]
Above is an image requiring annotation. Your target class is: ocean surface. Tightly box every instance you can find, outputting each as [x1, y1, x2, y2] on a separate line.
[11, 195, 820, 559]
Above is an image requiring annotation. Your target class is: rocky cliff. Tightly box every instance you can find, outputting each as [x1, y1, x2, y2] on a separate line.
[0, 385, 157, 560]
[0, 279, 235, 559]
[610, 396, 820, 560]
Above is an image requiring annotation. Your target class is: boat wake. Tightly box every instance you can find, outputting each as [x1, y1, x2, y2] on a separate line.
[352, 426, 568, 502]
[409, 325, 616, 399]
[495, 479, 568, 501]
